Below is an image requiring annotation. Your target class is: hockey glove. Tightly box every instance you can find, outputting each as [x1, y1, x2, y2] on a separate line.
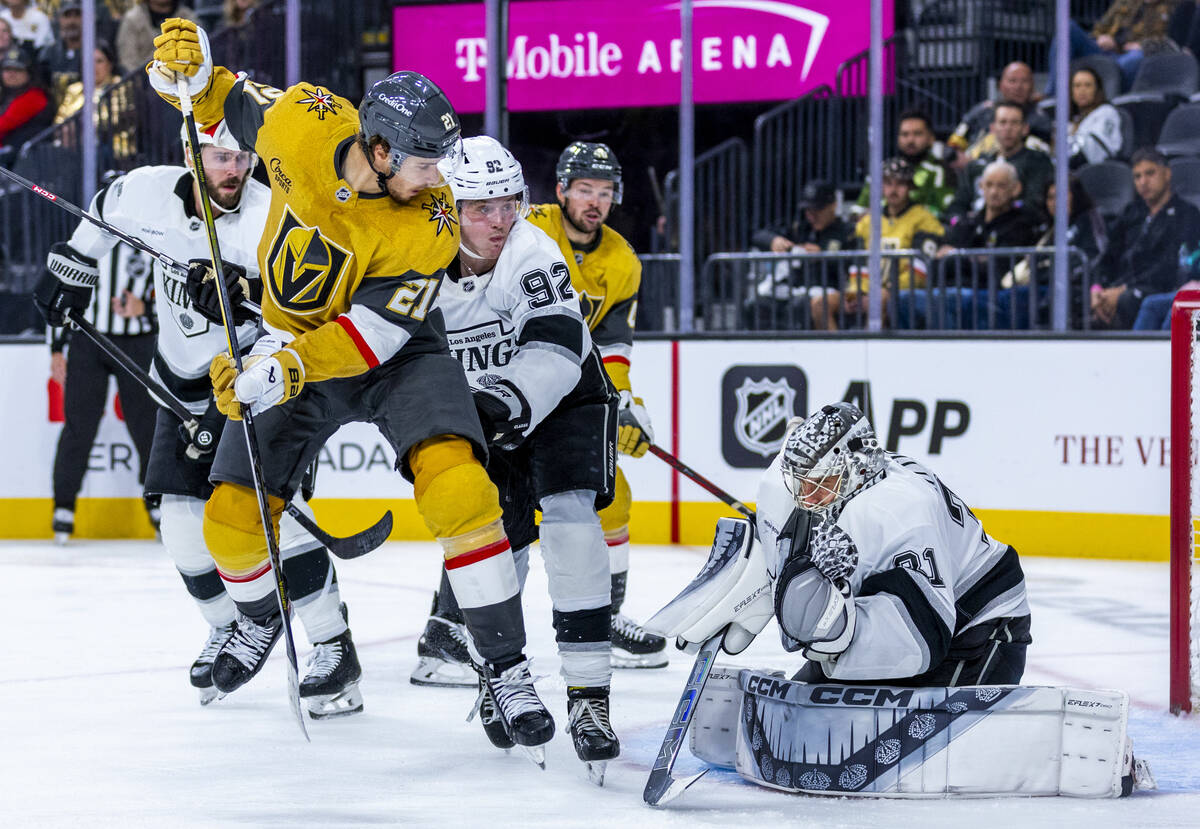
[148, 18, 213, 98]
[617, 389, 654, 457]
[178, 398, 225, 461]
[774, 553, 857, 665]
[35, 243, 100, 327]
[474, 380, 532, 450]
[186, 259, 256, 325]
[210, 335, 306, 419]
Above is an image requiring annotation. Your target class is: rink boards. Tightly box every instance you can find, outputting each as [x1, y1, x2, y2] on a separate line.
[0, 337, 1170, 559]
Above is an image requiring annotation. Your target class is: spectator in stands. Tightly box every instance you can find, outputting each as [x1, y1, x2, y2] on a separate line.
[220, 0, 255, 29]
[0, 1, 53, 50]
[949, 62, 1052, 164]
[37, 0, 82, 111]
[117, 0, 193, 75]
[1047, 0, 1179, 93]
[1093, 147, 1200, 328]
[856, 110, 956, 219]
[54, 41, 134, 163]
[1169, 0, 1200, 56]
[0, 44, 51, 155]
[819, 158, 943, 328]
[0, 17, 13, 54]
[1068, 66, 1124, 168]
[55, 40, 121, 124]
[946, 102, 1054, 224]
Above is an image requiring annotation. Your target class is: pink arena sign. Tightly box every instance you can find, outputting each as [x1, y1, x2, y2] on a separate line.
[392, 0, 893, 112]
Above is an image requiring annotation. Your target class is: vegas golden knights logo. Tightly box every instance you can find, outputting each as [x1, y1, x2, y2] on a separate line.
[578, 292, 604, 329]
[265, 207, 352, 314]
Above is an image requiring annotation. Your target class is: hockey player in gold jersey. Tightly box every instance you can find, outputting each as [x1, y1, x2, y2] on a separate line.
[145, 18, 555, 749]
[528, 142, 668, 668]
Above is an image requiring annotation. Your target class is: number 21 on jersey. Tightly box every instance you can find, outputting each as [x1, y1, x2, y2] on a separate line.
[386, 277, 438, 321]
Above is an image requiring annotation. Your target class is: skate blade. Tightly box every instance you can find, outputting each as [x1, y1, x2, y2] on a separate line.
[304, 682, 364, 720]
[53, 533, 70, 546]
[586, 761, 608, 787]
[611, 649, 669, 669]
[518, 744, 546, 770]
[410, 656, 477, 688]
[197, 686, 226, 706]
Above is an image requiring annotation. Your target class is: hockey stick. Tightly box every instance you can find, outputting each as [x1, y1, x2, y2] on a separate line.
[643, 625, 727, 806]
[0, 159, 261, 316]
[63, 309, 391, 557]
[647, 444, 755, 521]
[179, 79, 307, 739]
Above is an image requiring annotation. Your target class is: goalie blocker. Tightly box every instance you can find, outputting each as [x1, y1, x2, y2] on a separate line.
[689, 668, 1154, 798]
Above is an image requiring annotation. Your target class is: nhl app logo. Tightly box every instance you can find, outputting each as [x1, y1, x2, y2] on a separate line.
[721, 365, 806, 468]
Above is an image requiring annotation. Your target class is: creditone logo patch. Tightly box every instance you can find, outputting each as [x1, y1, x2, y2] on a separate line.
[721, 365, 806, 468]
[423, 192, 458, 236]
[295, 86, 340, 120]
[265, 207, 352, 314]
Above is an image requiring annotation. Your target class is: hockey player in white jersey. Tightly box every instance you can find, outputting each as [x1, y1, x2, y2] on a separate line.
[43, 122, 363, 717]
[413, 135, 620, 777]
[646, 403, 1153, 799]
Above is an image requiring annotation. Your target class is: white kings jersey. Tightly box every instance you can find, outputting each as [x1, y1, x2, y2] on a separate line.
[67, 166, 269, 414]
[756, 451, 1030, 682]
[436, 219, 592, 439]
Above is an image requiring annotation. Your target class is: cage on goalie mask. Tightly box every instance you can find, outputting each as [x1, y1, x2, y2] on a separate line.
[781, 403, 884, 513]
[359, 70, 463, 179]
[446, 135, 530, 221]
[556, 141, 623, 204]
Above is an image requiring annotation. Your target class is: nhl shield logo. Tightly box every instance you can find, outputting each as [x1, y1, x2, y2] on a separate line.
[733, 377, 796, 457]
[721, 365, 806, 469]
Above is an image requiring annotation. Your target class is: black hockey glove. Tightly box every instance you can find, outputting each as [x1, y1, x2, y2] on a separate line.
[178, 399, 226, 462]
[474, 380, 532, 451]
[186, 259, 257, 326]
[34, 243, 99, 327]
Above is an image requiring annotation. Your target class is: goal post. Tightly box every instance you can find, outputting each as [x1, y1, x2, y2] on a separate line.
[1170, 290, 1200, 714]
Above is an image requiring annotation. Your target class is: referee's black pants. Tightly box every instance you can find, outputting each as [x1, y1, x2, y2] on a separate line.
[52, 333, 158, 512]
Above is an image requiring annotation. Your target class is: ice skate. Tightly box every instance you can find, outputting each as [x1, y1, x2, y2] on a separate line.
[467, 670, 516, 751]
[471, 658, 554, 768]
[410, 613, 475, 688]
[300, 629, 363, 720]
[610, 612, 668, 669]
[210, 612, 282, 694]
[567, 686, 620, 786]
[52, 508, 73, 546]
[190, 621, 235, 705]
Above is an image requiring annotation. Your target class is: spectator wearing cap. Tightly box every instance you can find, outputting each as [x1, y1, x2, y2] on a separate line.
[117, 1, 193, 76]
[815, 159, 944, 329]
[1093, 147, 1200, 329]
[0, 43, 51, 154]
[948, 63, 1052, 164]
[945, 101, 1053, 224]
[0, 1, 53, 50]
[855, 110, 956, 219]
[37, 0, 82, 110]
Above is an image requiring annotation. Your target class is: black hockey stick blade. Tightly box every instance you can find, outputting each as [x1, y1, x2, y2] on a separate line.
[284, 504, 393, 559]
[643, 627, 727, 807]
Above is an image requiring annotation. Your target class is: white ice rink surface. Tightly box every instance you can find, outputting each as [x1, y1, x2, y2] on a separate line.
[3, 539, 1198, 828]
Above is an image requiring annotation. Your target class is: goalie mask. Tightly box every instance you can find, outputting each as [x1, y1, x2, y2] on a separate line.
[556, 141, 622, 204]
[359, 70, 463, 184]
[446, 135, 529, 218]
[781, 403, 884, 514]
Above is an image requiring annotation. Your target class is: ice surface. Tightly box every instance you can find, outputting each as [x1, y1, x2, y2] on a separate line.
[2, 541, 1197, 828]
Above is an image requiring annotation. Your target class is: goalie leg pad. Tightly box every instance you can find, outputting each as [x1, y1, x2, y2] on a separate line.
[733, 671, 1135, 798]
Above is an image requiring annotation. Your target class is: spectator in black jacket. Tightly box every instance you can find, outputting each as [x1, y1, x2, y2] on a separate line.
[945, 102, 1054, 224]
[751, 180, 853, 253]
[1093, 148, 1200, 329]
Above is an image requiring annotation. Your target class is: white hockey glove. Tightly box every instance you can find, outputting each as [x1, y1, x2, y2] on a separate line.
[774, 555, 857, 664]
[147, 18, 214, 99]
[474, 380, 532, 450]
[617, 389, 654, 457]
[644, 516, 773, 655]
[210, 335, 305, 420]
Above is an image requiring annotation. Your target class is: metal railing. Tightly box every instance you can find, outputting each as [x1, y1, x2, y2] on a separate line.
[663, 138, 749, 263]
[637, 246, 1094, 334]
[750, 85, 838, 233]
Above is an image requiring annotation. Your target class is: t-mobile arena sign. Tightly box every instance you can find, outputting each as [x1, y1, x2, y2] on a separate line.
[392, 0, 893, 112]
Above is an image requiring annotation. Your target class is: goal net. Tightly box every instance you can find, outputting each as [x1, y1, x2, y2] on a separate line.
[1170, 290, 1200, 714]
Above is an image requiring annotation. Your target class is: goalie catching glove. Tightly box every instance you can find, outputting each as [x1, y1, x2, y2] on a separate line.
[34, 243, 99, 327]
[616, 389, 653, 457]
[147, 18, 213, 99]
[210, 335, 305, 419]
[643, 516, 773, 655]
[186, 259, 258, 325]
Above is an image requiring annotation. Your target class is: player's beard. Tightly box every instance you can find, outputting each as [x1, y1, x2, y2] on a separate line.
[562, 198, 607, 239]
[207, 174, 247, 211]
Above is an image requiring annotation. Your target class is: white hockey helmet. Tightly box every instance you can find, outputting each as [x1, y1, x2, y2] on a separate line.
[181, 120, 257, 210]
[780, 403, 884, 514]
[444, 135, 529, 216]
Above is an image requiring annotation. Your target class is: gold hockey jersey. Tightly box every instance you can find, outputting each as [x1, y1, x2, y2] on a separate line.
[153, 67, 460, 383]
[527, 203, 640, 391]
